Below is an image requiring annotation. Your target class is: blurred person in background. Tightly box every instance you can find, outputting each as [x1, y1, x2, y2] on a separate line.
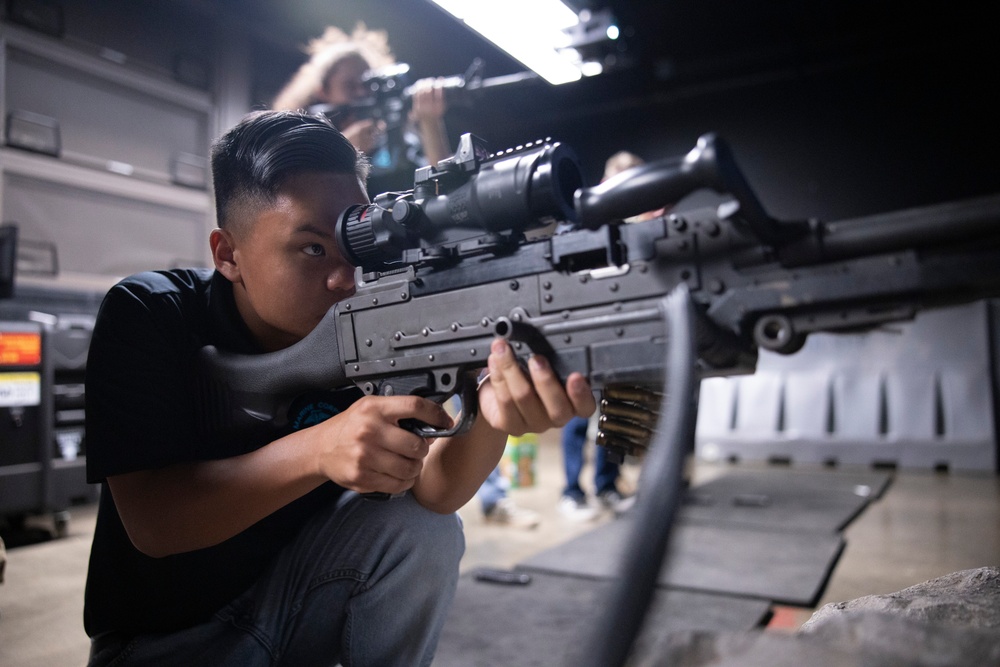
[558, 150, 661, 521]
[272, 23, 452, 192]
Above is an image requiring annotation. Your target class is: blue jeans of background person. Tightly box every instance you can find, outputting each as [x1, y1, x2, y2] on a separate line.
[477, 466, 508, 515]
[561, 415, 619, 501]
[88, 491, 464, 667]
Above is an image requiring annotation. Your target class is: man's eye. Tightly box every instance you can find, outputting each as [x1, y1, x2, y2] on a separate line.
[303, 244, 325, 257]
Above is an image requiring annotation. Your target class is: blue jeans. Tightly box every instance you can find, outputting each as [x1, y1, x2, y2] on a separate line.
[88, 492, 464, 667]
[476, 466, 507, 514]
[561, 415, 619, 500]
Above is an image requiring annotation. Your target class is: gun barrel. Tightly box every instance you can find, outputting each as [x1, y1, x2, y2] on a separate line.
[778, 194, 1000, 266]
[404, 70, 539, 103]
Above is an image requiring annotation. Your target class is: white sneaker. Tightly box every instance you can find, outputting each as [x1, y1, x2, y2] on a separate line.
[484, 497, 541, 529]
[558, 495, 599, 522]
[598, 489, 636, 515]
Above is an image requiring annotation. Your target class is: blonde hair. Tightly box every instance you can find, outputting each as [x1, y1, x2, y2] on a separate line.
[271, 23, 396, 111]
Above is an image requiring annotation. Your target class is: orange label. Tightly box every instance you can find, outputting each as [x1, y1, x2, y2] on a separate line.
[0, 332, 42, 366]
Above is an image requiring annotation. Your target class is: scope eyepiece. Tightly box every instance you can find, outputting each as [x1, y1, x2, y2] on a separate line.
[336, 204, 379, 269]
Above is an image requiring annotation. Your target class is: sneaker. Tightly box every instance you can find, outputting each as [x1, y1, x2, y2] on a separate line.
[558, 495, 599, 522]
[484, 497, 541, 529]
[598, 489, 636, 515]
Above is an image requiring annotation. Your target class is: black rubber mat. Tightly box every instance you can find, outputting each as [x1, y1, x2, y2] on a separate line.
[433, 570, 771, 667]
[679, 467, 892, 533]
[517, 517, 845, 606]
[435, 468, 890, 664]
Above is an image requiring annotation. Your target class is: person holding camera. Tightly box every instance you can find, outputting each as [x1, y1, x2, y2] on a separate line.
[272, 24, 452, 176]
[82, 110, 595, 666]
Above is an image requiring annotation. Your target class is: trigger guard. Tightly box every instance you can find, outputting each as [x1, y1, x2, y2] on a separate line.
[406, 380, 480, 438]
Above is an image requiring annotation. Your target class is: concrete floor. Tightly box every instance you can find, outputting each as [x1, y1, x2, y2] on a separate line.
[1, 429, 998, 666]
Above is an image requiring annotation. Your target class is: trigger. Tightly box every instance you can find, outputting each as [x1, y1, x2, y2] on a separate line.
[399, 409, 472, 438]
[399, 379, 480, 438]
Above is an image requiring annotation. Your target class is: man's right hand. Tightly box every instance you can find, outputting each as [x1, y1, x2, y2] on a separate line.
[309, 395, 453, 497]
[108, 394, 452, 558]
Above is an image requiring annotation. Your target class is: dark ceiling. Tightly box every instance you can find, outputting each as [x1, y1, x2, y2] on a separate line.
[47, 0, 997, 217]
[228, 0, 987, 111]
[214, 0, 996, 216]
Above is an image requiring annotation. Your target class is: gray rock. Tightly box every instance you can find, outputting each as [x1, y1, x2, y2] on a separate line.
[802, 566, 1000, 631]
[637, 619, 1000, 667]
[634, 568, 1000, 667]
[636, 630, 859, 667]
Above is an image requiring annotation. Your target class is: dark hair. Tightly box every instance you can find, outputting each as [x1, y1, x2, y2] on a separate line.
[210, 110, 369, 235]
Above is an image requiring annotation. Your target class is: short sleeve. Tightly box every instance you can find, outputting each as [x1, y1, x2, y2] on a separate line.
[85, 280, 201, 482]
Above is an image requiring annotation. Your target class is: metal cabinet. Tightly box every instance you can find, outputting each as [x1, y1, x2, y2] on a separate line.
[0, 15, 218, 535]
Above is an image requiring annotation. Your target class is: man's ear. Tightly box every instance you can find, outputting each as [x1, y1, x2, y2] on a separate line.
[210, 228, 240, 282]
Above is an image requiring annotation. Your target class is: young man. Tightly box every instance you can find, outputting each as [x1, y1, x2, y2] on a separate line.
[83, 110, 595, 666]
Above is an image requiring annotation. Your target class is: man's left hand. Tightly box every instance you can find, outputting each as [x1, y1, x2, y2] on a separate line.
[478, 338, 596, 436]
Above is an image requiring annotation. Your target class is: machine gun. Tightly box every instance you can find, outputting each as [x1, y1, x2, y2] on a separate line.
[200, 131, 1000, 665]
[200, 131, 1000, 454]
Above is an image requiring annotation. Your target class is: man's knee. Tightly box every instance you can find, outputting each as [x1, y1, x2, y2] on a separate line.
[390, 495, 465, 570]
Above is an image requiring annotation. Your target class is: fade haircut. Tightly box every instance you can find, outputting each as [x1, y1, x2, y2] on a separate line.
[211, 110, 370, 236]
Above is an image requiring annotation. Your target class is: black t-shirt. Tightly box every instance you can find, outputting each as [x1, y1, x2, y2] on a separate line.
[83, 269, 349, 637]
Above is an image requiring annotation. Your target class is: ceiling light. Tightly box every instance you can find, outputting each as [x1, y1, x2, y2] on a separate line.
[427, 0, 585, 85]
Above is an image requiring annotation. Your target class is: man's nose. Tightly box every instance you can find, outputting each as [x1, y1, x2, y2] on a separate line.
[327, 265, 355, 291]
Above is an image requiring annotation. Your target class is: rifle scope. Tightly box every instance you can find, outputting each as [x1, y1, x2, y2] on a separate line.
[336, 135, 584, 270]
